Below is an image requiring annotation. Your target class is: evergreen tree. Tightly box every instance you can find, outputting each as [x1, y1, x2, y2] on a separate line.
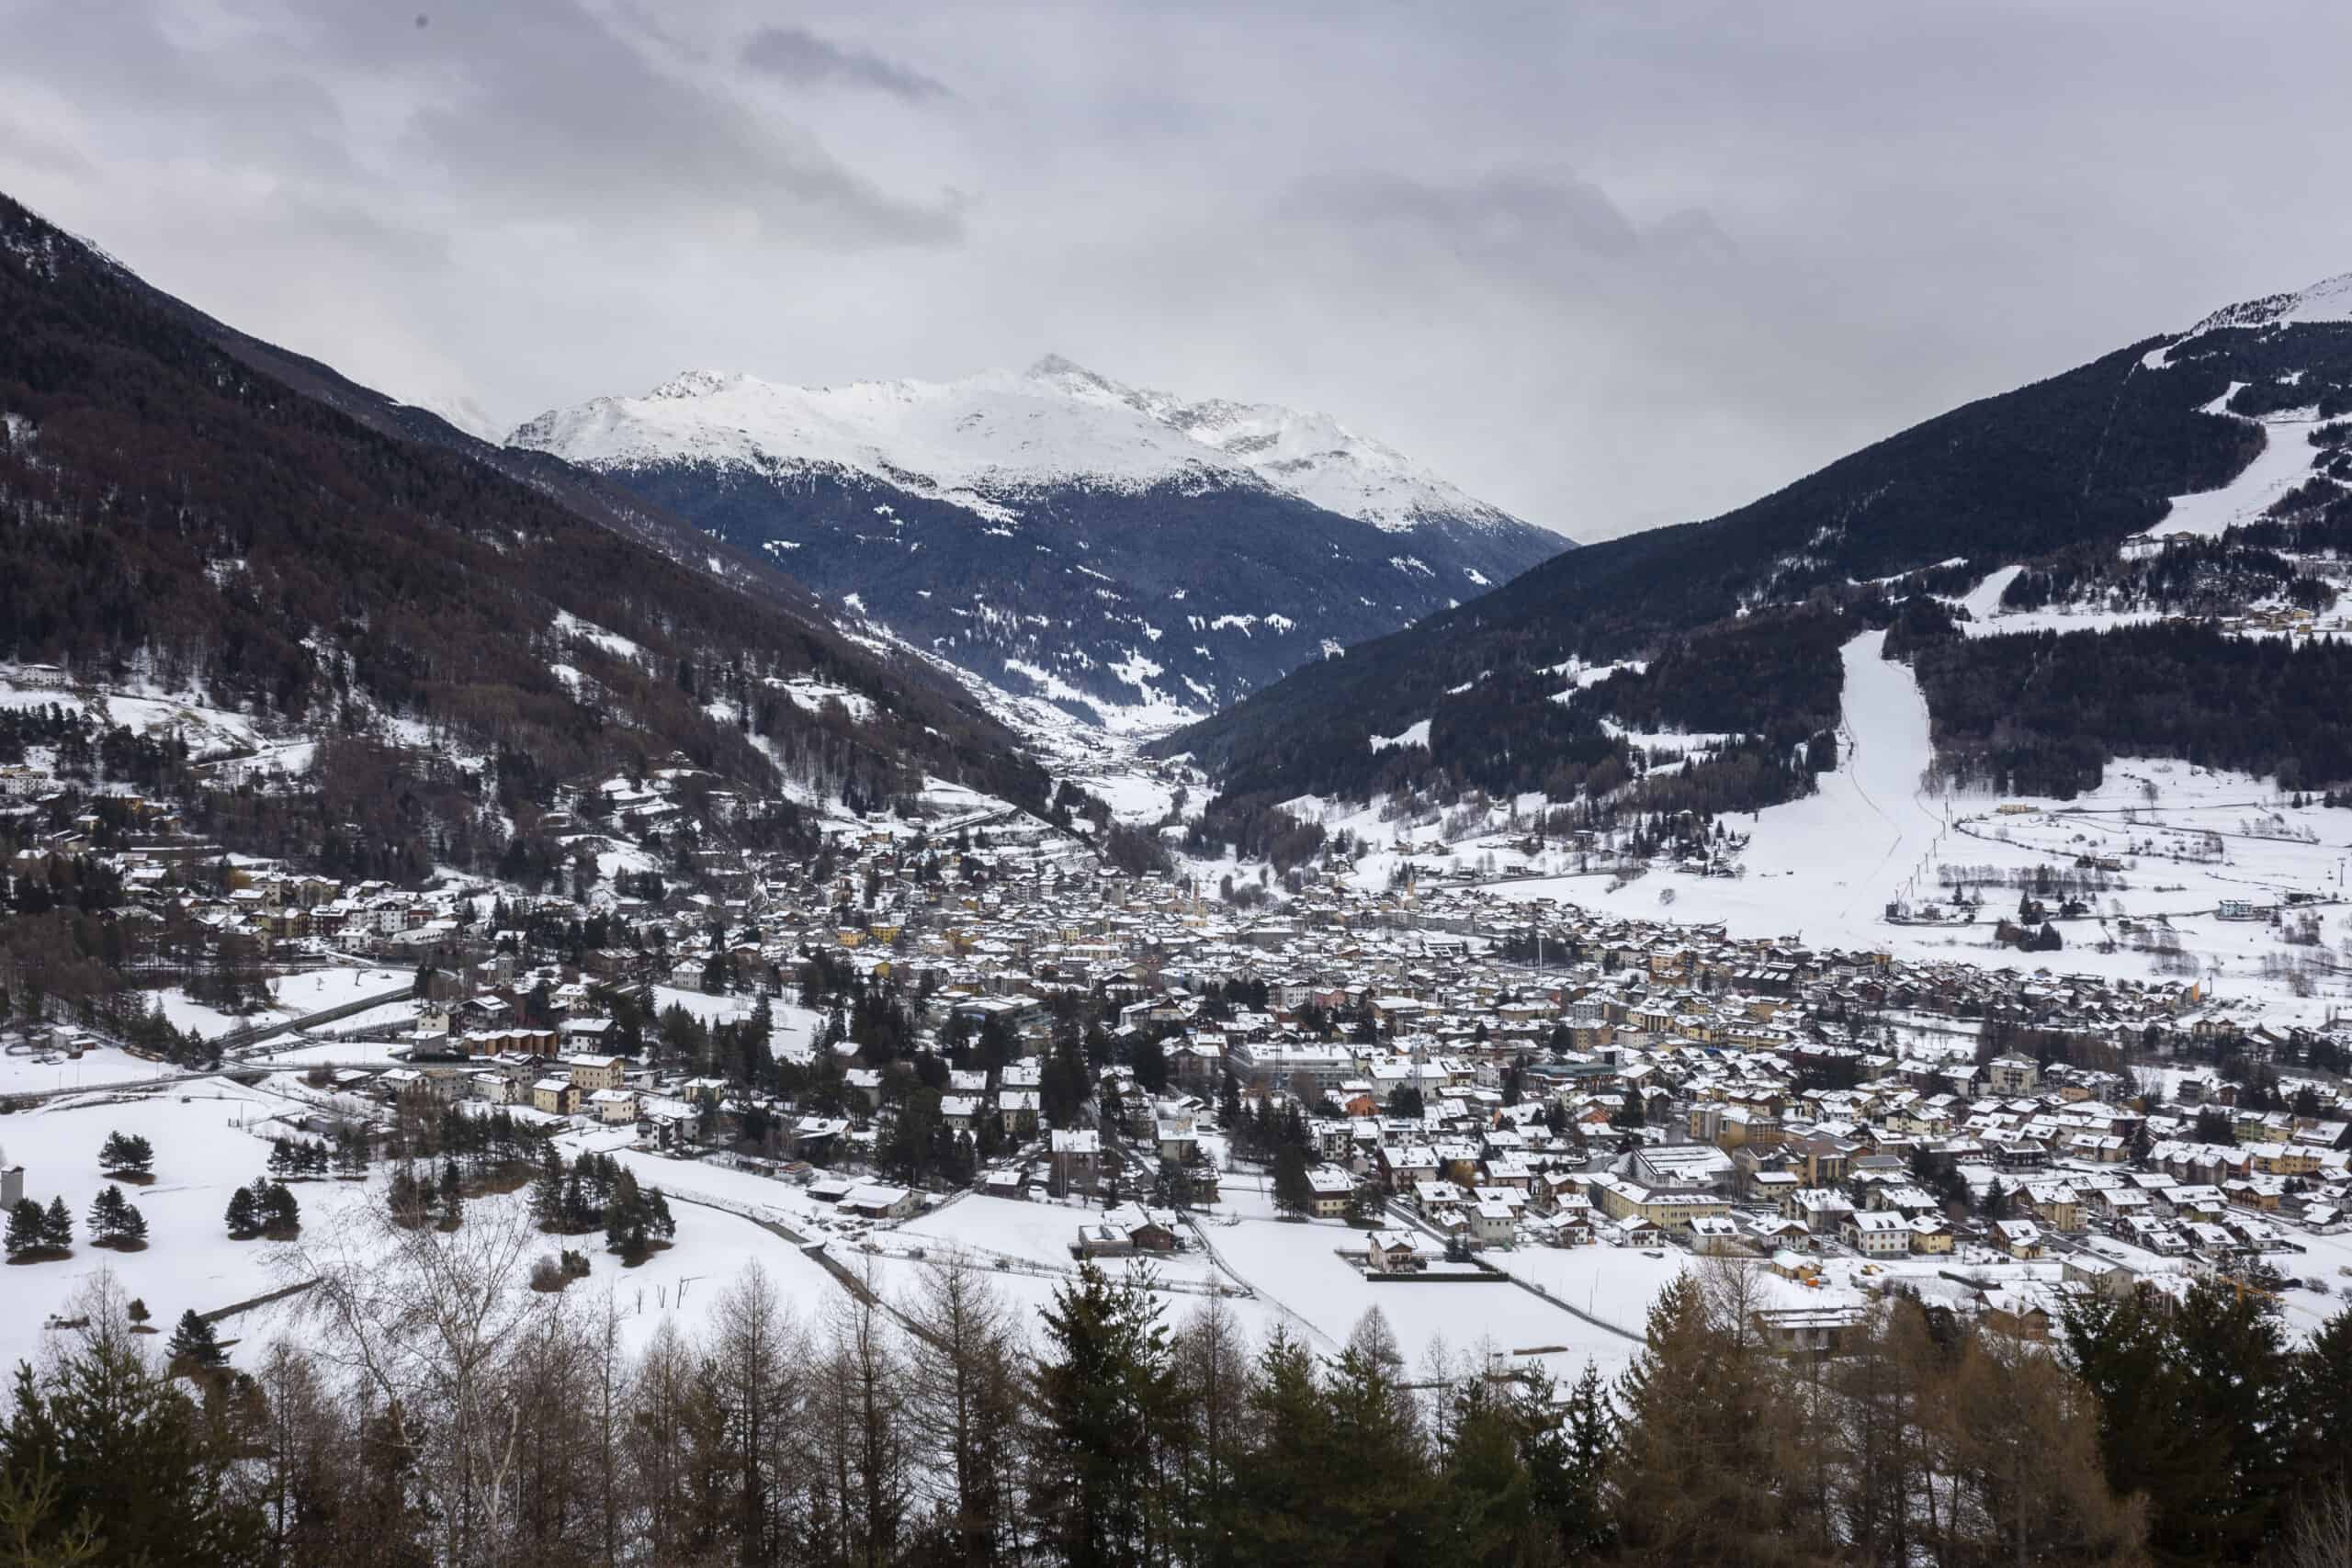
[85, 1186, 144, 1247]
[605, 1168, 649, 1262]
[164, 1311, 225, 1371]
[2296, 1306, 2352, 1494]
[223, 1186, 258, 1239]
[1230, 1328, 1331, 1565]
[1529, 1360, 1616, 1556]
[1437, 1373, 1540, 1565]
[0, 1320, 263, 1564]
[527, 1146, 565, 1229]
[2064, 1280, 2295, 1564]
[1271, 1145, 1312, 1220]
[39, 1197, 72, 1252]
[5, 1199, 48, 1260]
[1315, 1310, 1437, 1564]
[260, 1181, 300, 1238]
[96, 1131, 153, 1179]
[1031, 1264, 1175, 1567]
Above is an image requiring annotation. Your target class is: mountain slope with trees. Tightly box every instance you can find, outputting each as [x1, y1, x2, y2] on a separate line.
[1162, 274, 2352, 815]
[0, 191, 1046, 818]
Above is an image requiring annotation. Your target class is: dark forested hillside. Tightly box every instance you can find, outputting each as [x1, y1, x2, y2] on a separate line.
[1901, 619, 2352, 798]
[0, 193, 1044, 815]
[1188, 604, 1848, 830]
[1165, 288, 2352, 813]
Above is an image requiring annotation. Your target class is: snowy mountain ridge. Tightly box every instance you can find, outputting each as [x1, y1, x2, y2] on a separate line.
[511, 355, 1543, 536]
[2188, 269, 2352, 335]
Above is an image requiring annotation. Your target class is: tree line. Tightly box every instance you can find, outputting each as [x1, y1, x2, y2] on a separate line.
[1907, 620, 2352, 797]
[12, 1213, 2352, 1568]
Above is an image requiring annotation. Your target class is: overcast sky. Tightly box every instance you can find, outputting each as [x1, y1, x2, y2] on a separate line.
[5, 0, 2350, 540]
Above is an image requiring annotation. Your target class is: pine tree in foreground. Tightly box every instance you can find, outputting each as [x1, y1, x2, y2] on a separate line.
[5, 1299, 261, 1565]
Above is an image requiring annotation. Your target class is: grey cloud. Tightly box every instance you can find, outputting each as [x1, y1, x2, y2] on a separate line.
[0, 114, 92, 177]
[1645, 209, 1739, 267]
[395, 0, 961, 247]
[8, 0, 361, 183]
[265, 190, 450, 276]
[741, 26, 953, 104]
[1280, 168, 1675, 270]
[6, 0, 2352, 543]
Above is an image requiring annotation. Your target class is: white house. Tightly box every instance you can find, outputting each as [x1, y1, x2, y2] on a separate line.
[1844, 1210, 1911, 1258]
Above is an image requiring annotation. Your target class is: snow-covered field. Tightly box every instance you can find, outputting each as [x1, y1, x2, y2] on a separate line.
[0, 1082, 859, 1376]
[635, 989, 830, 1070]
[1204, 1209, 1640, 1377]
[1063, 764, 1199, 829]
[151, 991, 255, 1039]
[148, 967, 418, 1049]
[0, 1043, 175, 1099]
[266, 967, 413, 1014]
[0, 1077, 348, 1371]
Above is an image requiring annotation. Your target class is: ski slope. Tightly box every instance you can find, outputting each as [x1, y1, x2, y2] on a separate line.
[1494, 629, 1951, 947]
[2148, 405, 2332, 542]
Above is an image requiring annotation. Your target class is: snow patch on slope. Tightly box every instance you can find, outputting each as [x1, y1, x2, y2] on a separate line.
[1370, 718, 1431, 752]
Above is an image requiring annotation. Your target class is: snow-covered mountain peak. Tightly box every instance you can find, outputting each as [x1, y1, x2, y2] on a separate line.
[1018, 359, 1534, 533]
[2190, 271, 2352, 334]
[513, 358, 1554, 537]
[648, 367, 745, 400]
[1023, 352, 1112, 389]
